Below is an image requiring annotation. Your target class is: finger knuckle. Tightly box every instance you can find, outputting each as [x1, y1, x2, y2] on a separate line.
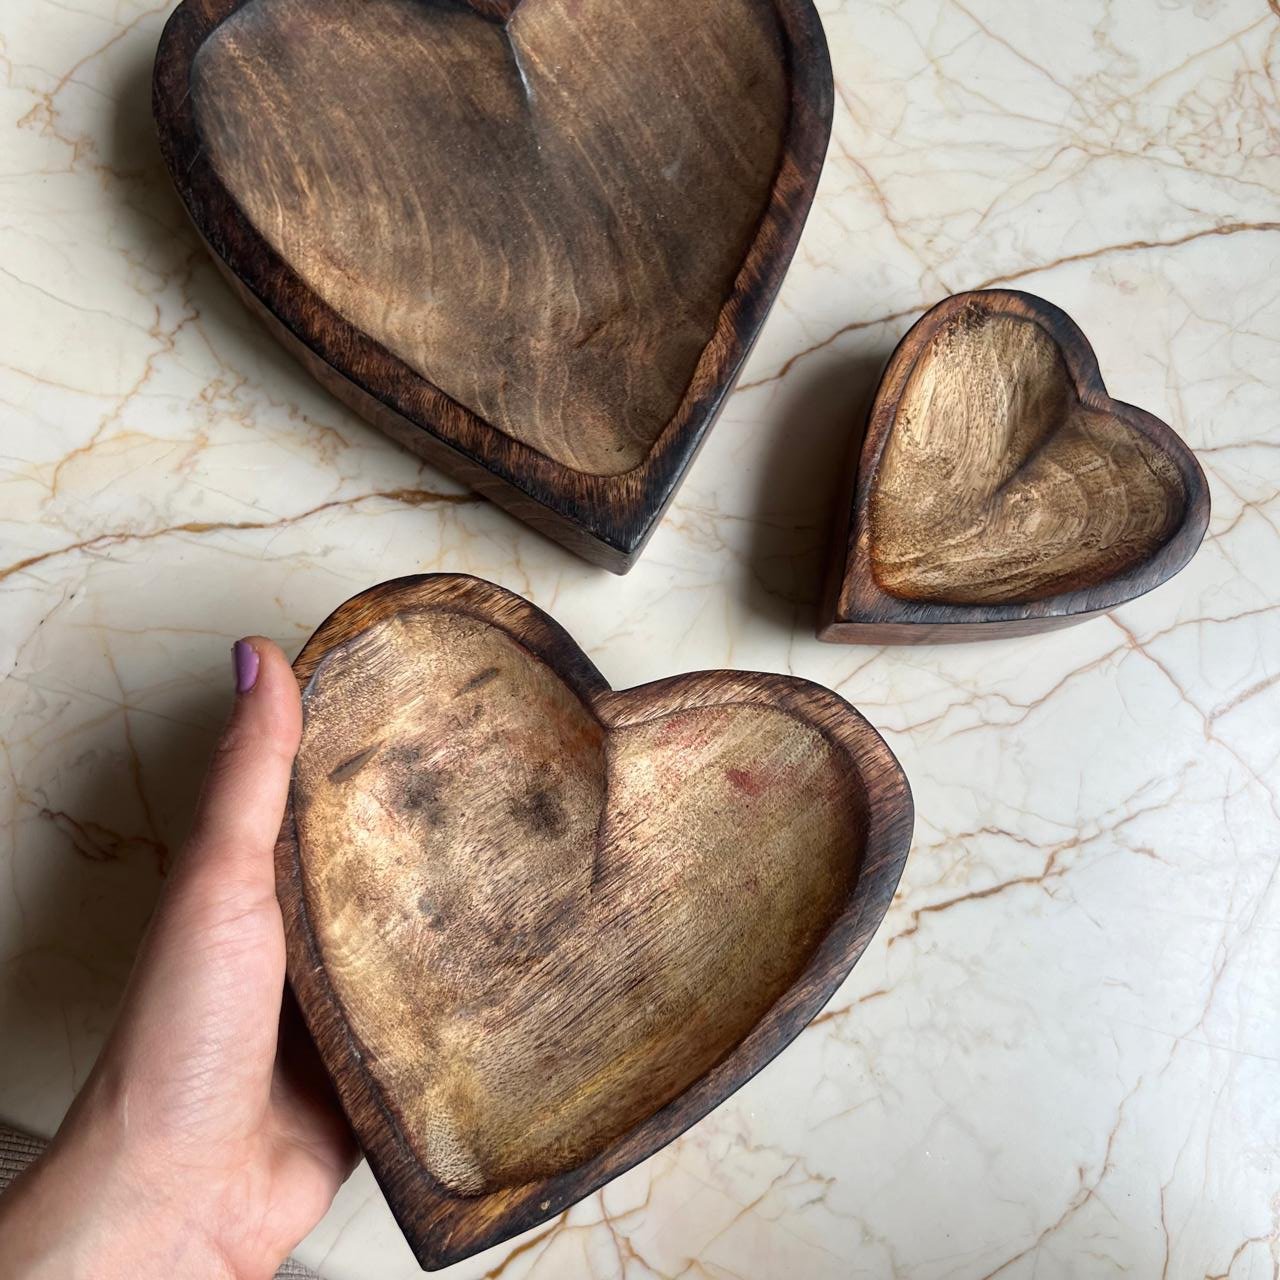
[209, 718, 296, 776]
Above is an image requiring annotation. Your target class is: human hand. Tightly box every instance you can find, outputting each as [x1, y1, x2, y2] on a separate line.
[0, 639, 358, 1279]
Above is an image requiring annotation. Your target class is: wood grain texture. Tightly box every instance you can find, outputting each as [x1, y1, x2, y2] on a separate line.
[277, 574, 913, 1268]
[153, 0, 833, 570]
[820, 290, 1210, 643]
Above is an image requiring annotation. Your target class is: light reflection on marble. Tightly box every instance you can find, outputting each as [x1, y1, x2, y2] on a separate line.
[1, 0, 1278, 1276]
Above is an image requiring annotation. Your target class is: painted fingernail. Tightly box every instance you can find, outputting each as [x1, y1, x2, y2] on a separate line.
[233, 639, 260, 694]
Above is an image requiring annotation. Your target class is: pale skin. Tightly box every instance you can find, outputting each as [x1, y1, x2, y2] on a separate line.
[0, 638, 358, 1279]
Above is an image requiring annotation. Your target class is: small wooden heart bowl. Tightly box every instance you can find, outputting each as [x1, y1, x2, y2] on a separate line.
[277, 575, 912, 1268]
[820, 290, 1210, 643]
[153, 0, 833, 572]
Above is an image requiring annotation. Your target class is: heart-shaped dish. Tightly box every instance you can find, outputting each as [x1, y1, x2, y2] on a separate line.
[153, 0, 833, 572]
[278, 575, 912, 1268]
[820, 289, 1210, 643]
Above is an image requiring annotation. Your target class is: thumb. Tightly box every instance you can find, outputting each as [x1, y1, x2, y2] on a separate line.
[176, 636, 303, 902]
[74, 638, 303, 1125]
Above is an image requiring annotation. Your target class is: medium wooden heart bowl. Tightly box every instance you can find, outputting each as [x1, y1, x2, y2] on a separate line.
[277, 575, 913, 1268]
[820, 289, 1210, 643]
[153, 0, 833, 572]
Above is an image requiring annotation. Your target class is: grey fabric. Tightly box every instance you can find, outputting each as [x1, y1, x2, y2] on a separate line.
[0, 1124, 43, 1196]
[0, 1122, 321, 1278]
[275, 1262, 322, 1279]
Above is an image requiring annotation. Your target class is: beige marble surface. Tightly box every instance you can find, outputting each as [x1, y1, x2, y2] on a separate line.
[1, 0, 1278, 1276]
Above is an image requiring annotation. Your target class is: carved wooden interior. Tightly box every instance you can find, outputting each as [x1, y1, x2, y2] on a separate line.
[292, 607, 864, 1195]
[191, 0, 788, 476]
[868, 307, 1190, 605]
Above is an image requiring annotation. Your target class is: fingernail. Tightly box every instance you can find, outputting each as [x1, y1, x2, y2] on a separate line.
[233, 639, 260, 694]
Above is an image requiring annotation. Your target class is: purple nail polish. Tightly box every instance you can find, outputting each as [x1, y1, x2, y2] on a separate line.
[233, 639, 260, 693]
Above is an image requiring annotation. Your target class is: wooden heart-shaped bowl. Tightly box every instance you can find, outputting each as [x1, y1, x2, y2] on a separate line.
[153, 0, 833, 572]
[819, 290, 1210, 643]
[278, 575, 912, 1268]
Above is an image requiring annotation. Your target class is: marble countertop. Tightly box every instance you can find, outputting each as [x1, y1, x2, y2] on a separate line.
[2, 0, 1277, 1276]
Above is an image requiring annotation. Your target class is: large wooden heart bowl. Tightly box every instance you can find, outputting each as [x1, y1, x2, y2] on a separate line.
[277, 575, 913, 1268]
[153, 0, 833, 572]
[820, 290, 1210, 643]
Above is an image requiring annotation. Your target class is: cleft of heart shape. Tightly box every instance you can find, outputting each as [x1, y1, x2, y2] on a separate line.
[278, 575, 912, 1267]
